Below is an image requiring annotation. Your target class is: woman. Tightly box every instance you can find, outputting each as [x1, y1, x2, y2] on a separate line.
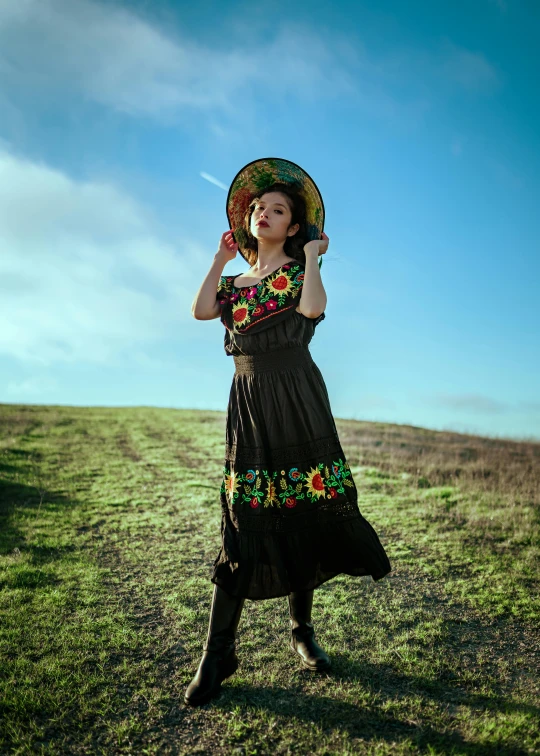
[186, 157, 391, 707]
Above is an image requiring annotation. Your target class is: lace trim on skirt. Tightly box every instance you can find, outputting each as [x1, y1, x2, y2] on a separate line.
[225, 434, 343, 466]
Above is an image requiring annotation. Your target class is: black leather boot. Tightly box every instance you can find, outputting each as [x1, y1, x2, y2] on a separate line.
[184, 584, 246, 706]
[288, 589, 331, 672]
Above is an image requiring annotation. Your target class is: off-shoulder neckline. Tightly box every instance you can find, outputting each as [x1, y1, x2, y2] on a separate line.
[231, 260, 304, 290]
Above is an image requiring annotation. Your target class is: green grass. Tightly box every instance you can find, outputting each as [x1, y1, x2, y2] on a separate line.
[0, 403, 539, 755]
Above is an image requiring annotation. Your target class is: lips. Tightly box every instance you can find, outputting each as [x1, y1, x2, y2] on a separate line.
[257, 221, 269, 227]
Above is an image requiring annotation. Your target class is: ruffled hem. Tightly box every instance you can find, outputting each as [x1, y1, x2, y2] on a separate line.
[210, 512, 392, 601]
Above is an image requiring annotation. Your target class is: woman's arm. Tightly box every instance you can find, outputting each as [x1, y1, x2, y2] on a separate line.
[297, 233, 329, 318]
[191, 231, 239, 320]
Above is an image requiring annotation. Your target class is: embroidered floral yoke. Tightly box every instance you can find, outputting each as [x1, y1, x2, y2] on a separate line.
[212, 261, 392, 600]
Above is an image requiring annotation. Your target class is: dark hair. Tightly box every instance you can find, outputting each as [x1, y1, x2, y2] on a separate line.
[241, 182, 308, 267]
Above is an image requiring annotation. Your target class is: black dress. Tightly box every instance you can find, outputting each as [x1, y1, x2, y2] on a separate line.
[211, 259, 391, 600]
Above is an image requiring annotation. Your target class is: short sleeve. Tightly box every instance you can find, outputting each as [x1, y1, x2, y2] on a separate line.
[312, 312, 325, 328]
[216, 275, 233, 304]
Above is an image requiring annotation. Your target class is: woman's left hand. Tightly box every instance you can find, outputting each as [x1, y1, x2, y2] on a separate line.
[304, 231, 329, 258]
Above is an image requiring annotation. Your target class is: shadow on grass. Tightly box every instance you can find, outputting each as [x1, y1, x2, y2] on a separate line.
[86, 532, 537, 754]
[0, 476, 75, 556]
[205, 668, 536, 755]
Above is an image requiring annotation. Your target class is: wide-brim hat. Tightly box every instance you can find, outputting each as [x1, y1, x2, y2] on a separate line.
[226, 157, 325, 265]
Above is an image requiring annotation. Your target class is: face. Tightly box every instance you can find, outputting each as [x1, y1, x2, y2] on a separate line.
[249, 191, 300, 244]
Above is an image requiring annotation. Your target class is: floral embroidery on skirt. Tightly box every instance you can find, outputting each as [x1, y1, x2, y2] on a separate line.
[221, 458, 354, 510]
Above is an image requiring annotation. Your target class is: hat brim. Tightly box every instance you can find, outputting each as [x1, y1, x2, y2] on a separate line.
[226, 157, 325, 263]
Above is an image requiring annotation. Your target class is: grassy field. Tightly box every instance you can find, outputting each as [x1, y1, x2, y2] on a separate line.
[0, 403, 539, 755]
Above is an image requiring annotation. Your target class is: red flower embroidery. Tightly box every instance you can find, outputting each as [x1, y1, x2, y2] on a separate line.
[290, 469, 302, 481]
[250, 497, 259, 508]
[285, 496, 297, 508]
[312, 473, 324, 492]
[329, 487, 338, 498]
[233, 307, 248, 323]
[265, 300, 278, 311]
[253, 304, 265, 317]
[272, 274, 289, 292]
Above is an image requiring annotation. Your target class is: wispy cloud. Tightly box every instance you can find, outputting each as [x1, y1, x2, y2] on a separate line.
[431, 393, 508, 414]
[200, 172, 228, 191]
[0, 0, 359, 121]
[0, 148, 208, 367]
[1, 0, 492, 132]
[7, 376, 57, 397]
[439, 40, 500, 92]
[0, 0, 501, 138]
[426, 395, 540, 417]
[517, 401, 540, 414]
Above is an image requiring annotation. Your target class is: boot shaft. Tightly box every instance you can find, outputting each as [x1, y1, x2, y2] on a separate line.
[205, 583, 246, 650]
[288, 589, 314, 631]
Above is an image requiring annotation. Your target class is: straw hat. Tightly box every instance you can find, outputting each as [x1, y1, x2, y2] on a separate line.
[226, 157, 325, 265]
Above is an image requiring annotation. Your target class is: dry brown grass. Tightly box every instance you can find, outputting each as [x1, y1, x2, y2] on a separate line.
[336, 418, 540, 505]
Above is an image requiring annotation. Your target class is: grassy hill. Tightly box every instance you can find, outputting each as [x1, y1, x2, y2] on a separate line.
[1, 403, 539, 755]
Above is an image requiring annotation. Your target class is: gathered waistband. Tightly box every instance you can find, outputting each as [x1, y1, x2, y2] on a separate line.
[233, 345, 314, 375]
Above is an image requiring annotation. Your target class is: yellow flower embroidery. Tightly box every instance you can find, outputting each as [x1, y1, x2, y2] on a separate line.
[264, 479, 279, 507]
[224, 468, 240, 504]
[264, 270, 295, 298]
[304, 466, 327, 499]
[231, 300, 251, 329]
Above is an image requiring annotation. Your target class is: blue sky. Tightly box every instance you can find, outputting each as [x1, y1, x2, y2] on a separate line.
[1, 0, 539, 441]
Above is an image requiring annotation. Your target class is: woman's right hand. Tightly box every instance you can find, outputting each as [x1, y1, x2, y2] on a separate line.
[217, 230, 239, 263]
